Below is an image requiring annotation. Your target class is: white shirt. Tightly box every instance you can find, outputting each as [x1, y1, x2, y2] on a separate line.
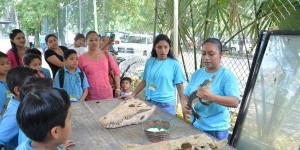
[120, 91, 132, 96]
[28, 35, 35, 43]
[68, 45, 87, 56]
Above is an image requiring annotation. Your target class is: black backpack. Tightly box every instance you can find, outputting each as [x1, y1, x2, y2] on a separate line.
[58, 68, 84, 88]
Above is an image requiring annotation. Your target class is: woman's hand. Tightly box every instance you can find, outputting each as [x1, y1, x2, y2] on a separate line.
[180, 95, 192, 121]
[114, 89, 120, 98]
[181, 102, 191, 120]
[196, 87, 213, 101]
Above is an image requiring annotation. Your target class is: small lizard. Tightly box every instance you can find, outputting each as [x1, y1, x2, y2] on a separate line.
[187, 75, 216, 125]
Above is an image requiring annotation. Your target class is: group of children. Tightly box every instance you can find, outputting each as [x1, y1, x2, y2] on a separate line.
[0, 47, 133, 149]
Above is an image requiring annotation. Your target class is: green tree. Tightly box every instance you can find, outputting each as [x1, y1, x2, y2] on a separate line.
[155, 0, 300, 77]
[99, 0, 154, 33]
[15, 0, 76, 45]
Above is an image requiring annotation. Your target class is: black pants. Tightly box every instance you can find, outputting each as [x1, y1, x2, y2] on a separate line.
[29, 42, 34, 48]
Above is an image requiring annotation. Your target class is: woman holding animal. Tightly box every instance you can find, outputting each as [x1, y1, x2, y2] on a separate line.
[181, 38, 240, 140]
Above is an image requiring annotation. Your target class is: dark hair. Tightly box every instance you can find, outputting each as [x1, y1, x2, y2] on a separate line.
[26, 48, 42, 57]
[151, 34, 175, 59]
[121, 77, 132, 84]
[202, 38, 223, 52]
[20, 76, 53, 101]
[6, 66, 38, 95]
[23, 53, 41, 66]
[64, 49, 77, 60]
[45, 34, 57, 43]
[0, 51, 8, 58]
[9, 29, 25, 65]
[17, 88, 71, 142]
[74, 33, 85, 41]
[85, 31, 98, 41]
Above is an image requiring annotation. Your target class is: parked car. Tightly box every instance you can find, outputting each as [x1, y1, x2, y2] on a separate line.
[117, 34, 153, 56]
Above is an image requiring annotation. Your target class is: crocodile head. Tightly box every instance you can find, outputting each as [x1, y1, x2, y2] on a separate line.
[124, 133, 228, 150]
[99, 98, 156, 128]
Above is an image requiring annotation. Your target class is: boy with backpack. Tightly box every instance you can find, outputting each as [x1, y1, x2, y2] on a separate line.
[54, 49, 89, 102]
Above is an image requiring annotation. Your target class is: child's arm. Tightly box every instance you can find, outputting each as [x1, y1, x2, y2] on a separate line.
[79, 72, 89, 102]
[79, 88, 88, 102]
[53, 72, 60, 89]
[0, 110, 19, 147]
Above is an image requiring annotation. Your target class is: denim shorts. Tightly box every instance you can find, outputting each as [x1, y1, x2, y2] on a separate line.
[204, 129, 229, 140]
[148, 100, 176, 116]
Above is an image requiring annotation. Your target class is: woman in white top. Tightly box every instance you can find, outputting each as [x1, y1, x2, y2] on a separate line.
[28, 33, 35, 48]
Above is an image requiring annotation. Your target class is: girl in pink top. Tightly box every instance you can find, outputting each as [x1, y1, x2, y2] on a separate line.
[78, 31, 121, 100]
[6, 29, 29, 68]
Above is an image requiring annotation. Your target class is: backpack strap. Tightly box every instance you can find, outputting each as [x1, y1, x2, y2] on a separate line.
[59, 68, 85, 88]
[78, 68, 84, 88]
[58, 68, 65, 88]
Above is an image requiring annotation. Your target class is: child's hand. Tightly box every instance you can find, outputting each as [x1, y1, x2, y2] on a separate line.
[60, 140, 76, 150]
[119, 96, 129, 100]
[123, 95, 135, 100]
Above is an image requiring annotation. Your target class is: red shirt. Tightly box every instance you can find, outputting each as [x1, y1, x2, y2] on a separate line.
[6, 47, 29, 68]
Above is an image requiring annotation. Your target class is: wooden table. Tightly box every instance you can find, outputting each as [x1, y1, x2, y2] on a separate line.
[70, 98, 235, 150]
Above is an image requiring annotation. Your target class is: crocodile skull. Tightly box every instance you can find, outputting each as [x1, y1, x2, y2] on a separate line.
[124, 134, 228, 150]
[99, 98, 156, 128]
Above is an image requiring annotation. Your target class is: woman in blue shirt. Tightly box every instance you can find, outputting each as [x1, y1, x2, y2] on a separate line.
[181, 38, 240, 140]
[127, 34, 186, 116]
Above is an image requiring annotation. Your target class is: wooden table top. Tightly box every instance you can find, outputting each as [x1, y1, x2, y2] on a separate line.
[70, 98, 235, 150]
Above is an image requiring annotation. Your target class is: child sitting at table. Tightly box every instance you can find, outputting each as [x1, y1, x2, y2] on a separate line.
[0, 66, 37, 150]
[0, 51, 10, 116]
[25, 48, 51, 79]
[53, 49, 89, 102]
[16, 88, 72, 150]
[120, 77, 133, 96]
[23, 53, 45, 78]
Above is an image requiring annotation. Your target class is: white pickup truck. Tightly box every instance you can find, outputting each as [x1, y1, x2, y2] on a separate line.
[117, 34, 153, 56]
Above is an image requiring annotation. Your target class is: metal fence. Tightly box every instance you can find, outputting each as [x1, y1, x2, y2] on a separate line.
[118, 47, 253, 97]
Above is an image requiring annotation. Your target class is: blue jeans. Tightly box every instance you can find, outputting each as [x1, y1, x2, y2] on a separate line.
[204, 130, 229, 140]
[41, 43, 47, 52]
[148, 100, 176, 116]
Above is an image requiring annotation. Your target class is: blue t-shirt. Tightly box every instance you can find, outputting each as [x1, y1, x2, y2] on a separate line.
[41, 67, 51, 79]
[143, 57, 186, 102]
[39, 34, 46, 44]
[184, 67, 240, 131]
[16, 139, 64, 150]
[53, 66, 89, 101]
[18, 130, 27, 145]
[0, 80, 8, 114]
[0, 96, 20, 150]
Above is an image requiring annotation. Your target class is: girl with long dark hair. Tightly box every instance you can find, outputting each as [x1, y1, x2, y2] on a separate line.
[126, 34, 186, 116]
[6, 29, 29, 68]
